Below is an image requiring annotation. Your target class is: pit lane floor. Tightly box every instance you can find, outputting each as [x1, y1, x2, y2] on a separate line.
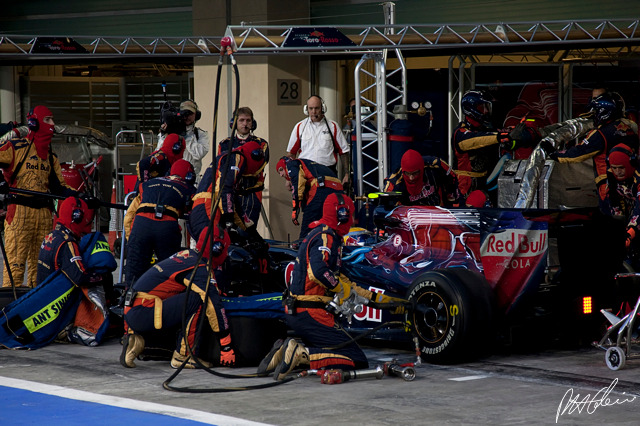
[2, 337, 640, 425]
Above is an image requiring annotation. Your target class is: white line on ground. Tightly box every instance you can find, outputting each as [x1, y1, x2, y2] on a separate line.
[449, 375, 489, 382]
[0, 375, 272, 426]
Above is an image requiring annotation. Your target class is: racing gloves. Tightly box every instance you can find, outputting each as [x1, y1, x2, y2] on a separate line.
[291, 200, 300, 226]
[219, 335, 236, 367]
[497, 132, 516, 151]
[626, 228, 636, 249]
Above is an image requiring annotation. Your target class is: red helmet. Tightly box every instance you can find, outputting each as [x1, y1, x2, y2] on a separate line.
[170, 159, 195, 185]
[161, 133, 186, 163]
[196, 226, 230, 268]
[56, 196, 94, 237]
[235, 141, 265, 175]
[316, 192, 355, 237]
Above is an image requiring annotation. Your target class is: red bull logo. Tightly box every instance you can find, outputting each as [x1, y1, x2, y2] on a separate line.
[481, 230, 547, 257]
[481, 229, 548, 310]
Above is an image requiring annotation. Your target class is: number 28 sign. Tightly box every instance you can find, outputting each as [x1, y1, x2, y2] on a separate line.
[277, 79, 301, 105]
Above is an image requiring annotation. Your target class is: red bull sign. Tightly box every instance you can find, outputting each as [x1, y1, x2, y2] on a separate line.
[480, 211, 549, 312]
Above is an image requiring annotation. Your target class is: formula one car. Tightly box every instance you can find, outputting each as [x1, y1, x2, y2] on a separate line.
[226, 196, 626, 364]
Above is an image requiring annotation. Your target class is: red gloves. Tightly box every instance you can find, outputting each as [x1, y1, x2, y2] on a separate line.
[626, 228, 635, 249]
[219, 335, 236, 367]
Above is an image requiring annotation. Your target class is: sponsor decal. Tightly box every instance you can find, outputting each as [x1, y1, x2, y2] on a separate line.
[318, 246, 331, 254]
[90, 240, 111, 255]
[283, 27, 355, 48]
[284, 261, 295, 287]
[481, 230, 547, 257]
[24, 286, 75, 333]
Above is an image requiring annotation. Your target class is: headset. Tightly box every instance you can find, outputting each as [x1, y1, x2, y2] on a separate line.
[181, 99, 201, 121]
[172, 136, 185, 155]
[608, 145, 638, 168]
[210, 225, 226, 257]
[335, 193, 350, 225]
[229, 108, 257, 131]
[27, 109, 39, 131]
[72, 197, 84, 224]
[303, 95, 327, 116]
[184, 170, 196, 187]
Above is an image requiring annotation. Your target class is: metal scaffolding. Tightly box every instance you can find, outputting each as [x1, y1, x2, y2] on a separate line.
[2, 19, 639, 195]
[1, 19, 639, 60]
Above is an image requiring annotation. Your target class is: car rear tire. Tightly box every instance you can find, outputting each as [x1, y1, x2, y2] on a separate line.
[406, 268, 495, 364]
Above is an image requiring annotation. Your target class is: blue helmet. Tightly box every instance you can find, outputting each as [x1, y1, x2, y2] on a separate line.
[461, 90, 493, 127]
[588, 92, 623, 126]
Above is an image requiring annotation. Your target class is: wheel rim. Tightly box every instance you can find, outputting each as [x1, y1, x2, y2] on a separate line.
[606, 346, 626, 370]
[413, 291, 450, 344]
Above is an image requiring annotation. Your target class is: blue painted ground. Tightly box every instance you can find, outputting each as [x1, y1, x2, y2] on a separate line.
[0, 386, 211, 425]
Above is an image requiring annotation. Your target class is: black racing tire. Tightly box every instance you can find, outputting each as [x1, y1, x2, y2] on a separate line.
[406, 268, 495, 364]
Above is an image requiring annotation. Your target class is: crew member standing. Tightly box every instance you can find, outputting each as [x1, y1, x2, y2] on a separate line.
[544, 92, 638, 203]
[189, 141, 266, 242]
[384, 149, 463, 207]
[124, 159, 196, 288]
[137, 133, 186, 186]
[217, 107, 269, 227]
[276, 156, 344, 240]
[452, 90, 515, 196]
[0, 105, 81, 288]
[287, 95, 350, 186]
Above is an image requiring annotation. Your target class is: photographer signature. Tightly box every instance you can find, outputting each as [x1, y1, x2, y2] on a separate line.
[556, 378, 637, 423]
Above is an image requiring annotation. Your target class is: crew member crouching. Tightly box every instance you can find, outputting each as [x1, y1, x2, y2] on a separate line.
[258, 193, 406, 380]
[121, 226, 235, 369]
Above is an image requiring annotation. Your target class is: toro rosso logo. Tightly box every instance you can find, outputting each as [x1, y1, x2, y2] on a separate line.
[481, 230, 547, 257]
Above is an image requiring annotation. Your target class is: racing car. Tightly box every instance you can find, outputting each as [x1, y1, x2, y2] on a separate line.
[226, 194, 627, 364]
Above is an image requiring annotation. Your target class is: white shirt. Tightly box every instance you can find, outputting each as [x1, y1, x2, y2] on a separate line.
[286, 117, 349, 167]
[157, 124, 210, 177]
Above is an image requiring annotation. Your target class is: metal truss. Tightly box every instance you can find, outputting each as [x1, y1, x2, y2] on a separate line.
[0, 35, 222, 60]
[226, 19, 640, 56]
[1, 19, 638, 60]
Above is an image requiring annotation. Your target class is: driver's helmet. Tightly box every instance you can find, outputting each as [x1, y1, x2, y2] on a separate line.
[461, 90, 493, 127]
[588, 92, 624, 126]
[343, 227, 376, 247]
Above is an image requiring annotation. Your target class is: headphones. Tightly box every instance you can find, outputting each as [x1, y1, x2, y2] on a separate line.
[607, 145, 638, 168]
[172, 136, 185, 155]
[229, 109, 257, 131]
[249, 147, 265, 162]
[72, 197, 84, 224]
[182, 99, 201, 121]
[210, 226, 226, 258]
[184, 170, 196, 186]
[303, 95, 327, 116]
[336, 193, 350, 225]
[27, 109, 39, 131]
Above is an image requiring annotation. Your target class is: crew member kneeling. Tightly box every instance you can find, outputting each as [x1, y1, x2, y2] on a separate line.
[258, 193, 405, 380]
[121, 227, 235, 369]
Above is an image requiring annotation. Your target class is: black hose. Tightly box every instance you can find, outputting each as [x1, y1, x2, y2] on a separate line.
[163, 49, 296, 393]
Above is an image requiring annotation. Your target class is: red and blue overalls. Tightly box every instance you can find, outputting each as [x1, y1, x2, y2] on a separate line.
[124, 249, 230, 360]
[125, 175, 194, 288]
[286, 159, 343, 239]
[217, 135, 269, 226]
[554, 118, 638, 202]
[384, 156, 463, 207]
[285, 224, 368, 371]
